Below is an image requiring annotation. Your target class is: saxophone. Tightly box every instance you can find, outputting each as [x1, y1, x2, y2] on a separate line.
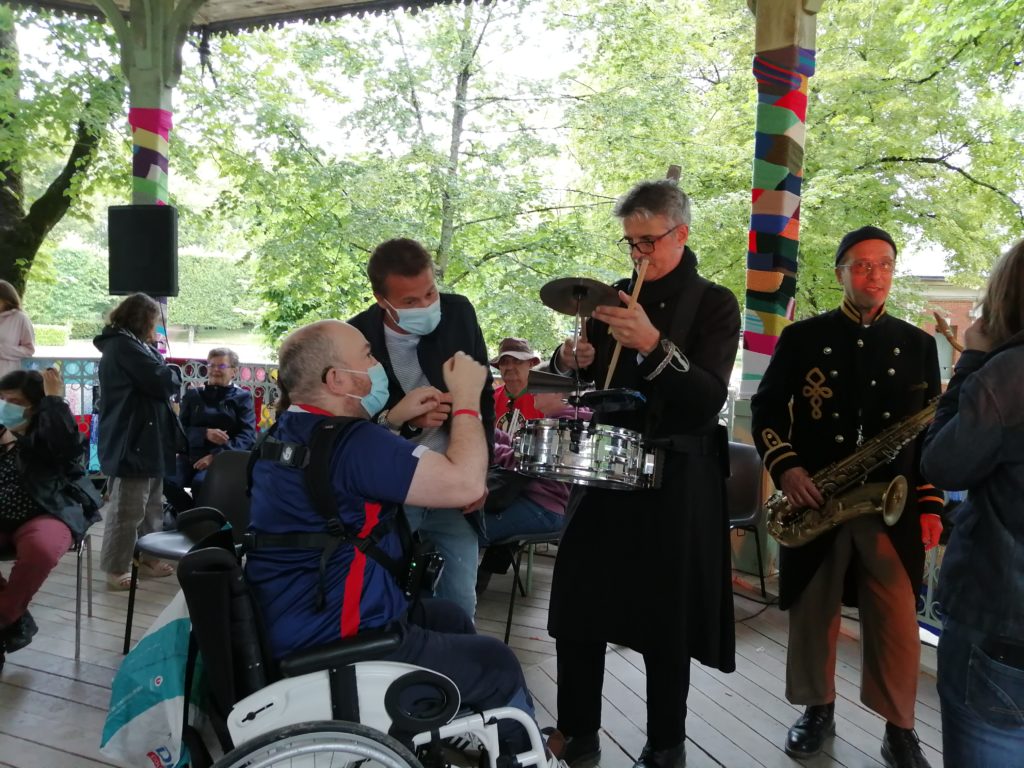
[766, 398, 938, 548]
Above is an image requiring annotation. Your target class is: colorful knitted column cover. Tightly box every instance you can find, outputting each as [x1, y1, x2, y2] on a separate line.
[128, 107, 173, 352]
[129, 107, 172, 205]
[741, 45, 815, 396]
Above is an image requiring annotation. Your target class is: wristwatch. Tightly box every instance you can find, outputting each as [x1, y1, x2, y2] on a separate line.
[375, 409, 397, 430]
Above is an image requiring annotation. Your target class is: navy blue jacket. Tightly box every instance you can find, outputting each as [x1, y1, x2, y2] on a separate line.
[922, 331, 1024, 638]
[179, 384, 257, 462]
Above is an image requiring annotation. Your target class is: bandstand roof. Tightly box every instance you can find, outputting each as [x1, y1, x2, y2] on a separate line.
[4, 0, 464, 34]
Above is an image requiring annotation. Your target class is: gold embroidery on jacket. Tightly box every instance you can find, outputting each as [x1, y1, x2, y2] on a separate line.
[801, 367, 833, 420]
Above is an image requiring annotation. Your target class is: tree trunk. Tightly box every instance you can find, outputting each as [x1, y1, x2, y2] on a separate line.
[0, 13, 113, 295]
[435, 4, 477, 282]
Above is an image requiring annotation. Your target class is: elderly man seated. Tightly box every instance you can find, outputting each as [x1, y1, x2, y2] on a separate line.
[164, 347, 256, 515]
[244, 319, 546, 756]
[492, 337, 543, 433]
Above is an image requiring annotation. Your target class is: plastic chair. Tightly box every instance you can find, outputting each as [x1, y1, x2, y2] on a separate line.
[122, 450, 252, 654]
[0, 525, 94, 661]
[486, 531, 561, 644]
[725, 441, 768, 598]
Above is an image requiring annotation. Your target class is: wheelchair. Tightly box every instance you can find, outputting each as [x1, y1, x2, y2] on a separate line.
[177, 540, 554, 768]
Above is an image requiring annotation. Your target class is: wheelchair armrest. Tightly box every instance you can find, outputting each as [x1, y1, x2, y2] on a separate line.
[279, 629, 402, 678]
[177, 506, 228, 532]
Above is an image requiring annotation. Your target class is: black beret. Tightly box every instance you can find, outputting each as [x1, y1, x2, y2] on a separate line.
[835, 226, 897, 265]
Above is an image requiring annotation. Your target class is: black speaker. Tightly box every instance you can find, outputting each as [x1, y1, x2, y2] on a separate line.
[108, 204, 179, 296]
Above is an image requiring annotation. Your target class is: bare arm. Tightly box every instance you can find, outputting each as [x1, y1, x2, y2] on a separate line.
[405, 352, 488, 508]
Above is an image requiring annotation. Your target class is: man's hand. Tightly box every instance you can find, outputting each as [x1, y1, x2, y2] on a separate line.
[392, 386, 449, 429]
[442, 351, 487, 404]
[193, 454, 214, 471]
[780, 466, 825, 510]
[592, 290, 661, 355]
[920, 513, 943, 551]
[42, 367, 64, 397]
[461, 488, 488, 513]
[558, 334, 596, 371]
[206, 428, 230, 446]
[963, 316, 994, 353]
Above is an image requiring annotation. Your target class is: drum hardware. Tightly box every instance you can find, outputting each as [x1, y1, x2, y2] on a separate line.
[603, 257, 649, 389]
[512, 418, 661, 491]
[570, 388, 646, 414]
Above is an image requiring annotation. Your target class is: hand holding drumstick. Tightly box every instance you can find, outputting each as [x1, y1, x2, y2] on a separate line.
[594, 259, 659, 387]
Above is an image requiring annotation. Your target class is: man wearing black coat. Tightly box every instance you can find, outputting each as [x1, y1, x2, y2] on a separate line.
[349, 238, 494, 620]
[545, 181, 740, 768]
[750, 227, 942, 768]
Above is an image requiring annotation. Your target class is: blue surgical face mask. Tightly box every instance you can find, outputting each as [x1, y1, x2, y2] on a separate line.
[336, 363, 390, 418]
[0, 400, 27, 429]
[384, 297, 442, 336]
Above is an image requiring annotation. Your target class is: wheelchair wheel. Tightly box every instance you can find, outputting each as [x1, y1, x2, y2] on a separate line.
[213, 721, 423, 768]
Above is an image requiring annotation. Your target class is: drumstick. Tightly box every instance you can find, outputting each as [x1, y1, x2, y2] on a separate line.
[603, 258, 650, 389]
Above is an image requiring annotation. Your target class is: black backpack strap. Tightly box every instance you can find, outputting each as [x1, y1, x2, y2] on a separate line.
[303, 418, 408, 609]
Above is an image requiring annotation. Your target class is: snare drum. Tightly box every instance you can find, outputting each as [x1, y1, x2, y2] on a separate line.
[512, 418, 660, 491]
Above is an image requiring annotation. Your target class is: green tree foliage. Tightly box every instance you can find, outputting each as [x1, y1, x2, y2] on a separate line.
[0, 7, 124, 294]
[168, 254, 256, 340]
[22, 244, 116, 337]
[174, 1, 609, 353]
[556, 0, 1024, 320]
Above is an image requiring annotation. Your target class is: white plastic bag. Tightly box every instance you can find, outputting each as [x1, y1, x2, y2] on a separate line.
[100, 591, 202, 768]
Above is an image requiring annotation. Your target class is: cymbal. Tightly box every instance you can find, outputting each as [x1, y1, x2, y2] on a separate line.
[539, 277, 619, 316]
[525, 368, 585, 394]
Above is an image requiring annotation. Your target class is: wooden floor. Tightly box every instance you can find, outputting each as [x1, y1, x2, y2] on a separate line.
[0, 534, 944, 768]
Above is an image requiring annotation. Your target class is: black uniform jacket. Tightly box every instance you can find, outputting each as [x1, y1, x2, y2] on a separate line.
[349, 293, 495, 451]
[750, 299, 943, 610]
[93, 326, 184, 478]
[546, 248, 740, 671]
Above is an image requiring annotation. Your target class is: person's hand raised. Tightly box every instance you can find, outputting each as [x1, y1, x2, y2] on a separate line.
[42, 366, 64, 398]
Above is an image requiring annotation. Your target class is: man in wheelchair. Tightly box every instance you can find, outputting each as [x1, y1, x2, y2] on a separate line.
[236, 320, 547, 765]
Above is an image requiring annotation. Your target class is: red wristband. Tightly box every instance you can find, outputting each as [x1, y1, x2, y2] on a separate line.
[452, 409, 481, 420]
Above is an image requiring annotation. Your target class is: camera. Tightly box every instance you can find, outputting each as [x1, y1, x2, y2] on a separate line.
[403, 545, 445, 599]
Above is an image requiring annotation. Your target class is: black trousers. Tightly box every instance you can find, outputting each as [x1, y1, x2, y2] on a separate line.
[555, 638, 691, 749]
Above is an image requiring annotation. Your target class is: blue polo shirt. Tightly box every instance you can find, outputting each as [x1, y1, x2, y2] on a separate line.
[245, 409, 424, 659]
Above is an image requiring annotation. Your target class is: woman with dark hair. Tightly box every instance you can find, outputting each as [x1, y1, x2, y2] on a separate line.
[0, 367, 100, 666]
[922, 237, 1024, 766]
[0, 280, 35, 377]
[93, 293, 183, 590]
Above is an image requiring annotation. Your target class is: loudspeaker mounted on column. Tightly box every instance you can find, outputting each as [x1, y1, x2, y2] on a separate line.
[108, 204, 179, 296]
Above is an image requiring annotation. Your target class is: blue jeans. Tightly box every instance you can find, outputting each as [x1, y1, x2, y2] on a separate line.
[475, 496, 564, 545]
[938, 618, 1024, 767]
[404, 505, 479, 620]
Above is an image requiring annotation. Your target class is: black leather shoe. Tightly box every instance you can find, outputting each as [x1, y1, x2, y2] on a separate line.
[0, 610, 38, 653]
[881, 725, 931, 768]
[785, 703, 835, 758]
[544, 728, 600, 767]
[632, 741, 686, 768]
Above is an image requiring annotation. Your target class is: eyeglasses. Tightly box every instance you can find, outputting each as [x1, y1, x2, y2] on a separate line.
[616, 225, 681, 255]
[208, 363, 235, 371]
[838, 260, 895, 277]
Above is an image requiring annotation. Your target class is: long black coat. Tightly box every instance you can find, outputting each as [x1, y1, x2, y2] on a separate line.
[93, 326, 183, 478]
[750, 300, 942, 610]
[547, 249, 740, 671]
[349, 293, 495, 451]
